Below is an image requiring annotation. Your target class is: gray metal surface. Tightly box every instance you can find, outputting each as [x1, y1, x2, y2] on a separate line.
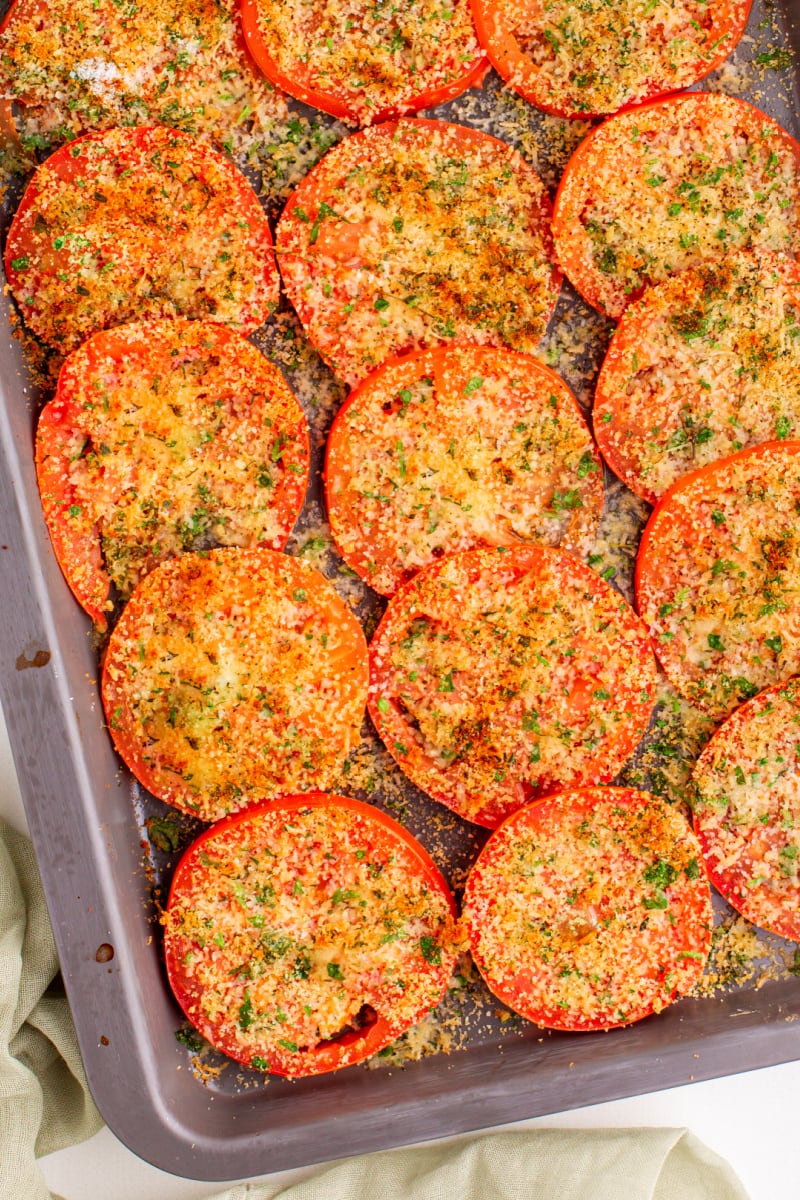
[1, 0, 800, 1181]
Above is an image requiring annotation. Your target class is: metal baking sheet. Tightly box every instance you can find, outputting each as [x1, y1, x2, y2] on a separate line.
[2, 0, 800, 1181]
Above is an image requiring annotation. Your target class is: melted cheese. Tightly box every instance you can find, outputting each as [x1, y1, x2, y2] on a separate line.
[637, 441, 800, 719]
[554, 93, 800, 320]
[463, 787, 712, 1029]
[691, 675, 800, 940]
[163, 799, 459, 1076]
[102, 547, 369, 822]
[369, 545, 657, 826]
[326, 345, 603, 594]
[0, 0, 287, 159]
[595, 252, 800, 503]
[478, 0, 750, 117]
[5, 125, 278, 351]
[276, 118, 561, 386]
[37, 319, 309, 621]
[249, 0, 484, 123]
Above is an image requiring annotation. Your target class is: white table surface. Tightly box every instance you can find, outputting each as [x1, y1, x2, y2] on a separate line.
[2, 698, 798, 1200]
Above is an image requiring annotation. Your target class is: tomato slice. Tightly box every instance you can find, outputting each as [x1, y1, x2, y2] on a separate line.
[462, 786, 712, 1031]
[470, 0, 752, 120]
[325, 345, 603, 595]
[594, 251, 800, 505]
[163, 793, 459, 1076]
[368, 545, 657, 828]
[101, 548, 369, 822]
[36, 319, 309, 631]
[4, 125, 279, 351]
[240, 0, 488, 126]
[276, 118, 561, 386]
[635, 441, 800, 720]
[0, 0, 286, 157]
[553, 93, 800, 319]
[691, 676, 800, 942]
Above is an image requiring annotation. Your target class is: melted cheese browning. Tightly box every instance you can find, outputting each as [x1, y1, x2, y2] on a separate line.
[476, 0, 750, 118]
[0, 0, 287, 157]
[637, 442, 800, 720]
[163, 798, 459, 1075]
[369, 545, 657, 827]
[554, 93, 800, 319]
[595, 252, 800, 503]
[326, 346, 603, 594]
[691, 675, 800, 940]
[463, 787, 712, 1029]
[5, 125, 278, 350]
[102, 548, 368, 821]
[276, 119, 561, 385]
[249, 0, 484, 123]
[37, 320, 309, 624]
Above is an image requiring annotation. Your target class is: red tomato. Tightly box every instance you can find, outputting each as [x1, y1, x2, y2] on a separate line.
[36, 319, 309, 630]
[368, 544, 657, 828]
[691, 675, 800, 942]
[240, 0, 488, 126]
[635, 441, 800, 720]
[276, 118, 561, 386]
[553, 93, 800, 319]
[163, 793, 459, 1076]
[101, 548, 369, 822]
[4, 125, 278, 350]
[463, 787, 712, 1031]
[325, 345, 604, 595]
[594, 251, 800, 505]
[470, 0, 752, 120]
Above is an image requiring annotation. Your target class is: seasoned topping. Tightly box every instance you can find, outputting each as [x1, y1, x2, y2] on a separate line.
[471, 0, 751, 119]
[0, 0, 287, 156]
[691, 675, 800, 941]
[553, 93, 800, 319]
[163, 795, 459, 1076]
[5, 125, 278, 350]
[101, 547, 368, 821]
[594, 251, 800, 504]
[463, 787, 712, 1030]
[276, 118, 561, 385]
[241, 0, 486, 125]
[636, 441, 800, 720]
[368, 545, 657, 827]
[36, 320, 309, 629]
[326, 346, 603, 594]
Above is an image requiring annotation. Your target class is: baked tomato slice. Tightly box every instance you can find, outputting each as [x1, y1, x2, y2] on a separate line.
[635, 441, 800, 720]
[691, 675, 800, 942]
[462, 787, 712, 1031]
[163, 793, 459, 1076]
[325, 345, 603, 595]
[553, 93, 800, 319]
[276, 119, 561, 386]
[4, 125, 278, 351]
[240, 0, 487, 126]
[368, 545, 657, 828]
[36, 319, 309, 631]
[101, 548, 368, 822]
[470, 0, 752, 120]
[0, 0, 286, 159]
[594, 251, 800, 505]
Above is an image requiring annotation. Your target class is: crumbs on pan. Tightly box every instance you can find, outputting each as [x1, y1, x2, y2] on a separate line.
[619, 676, 719, 811]
[690, 914, 795, 998]
[584, 476, 650, 601]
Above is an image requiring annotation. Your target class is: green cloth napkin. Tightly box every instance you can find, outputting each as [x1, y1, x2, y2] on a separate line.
[0, 816, 751, 1200]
